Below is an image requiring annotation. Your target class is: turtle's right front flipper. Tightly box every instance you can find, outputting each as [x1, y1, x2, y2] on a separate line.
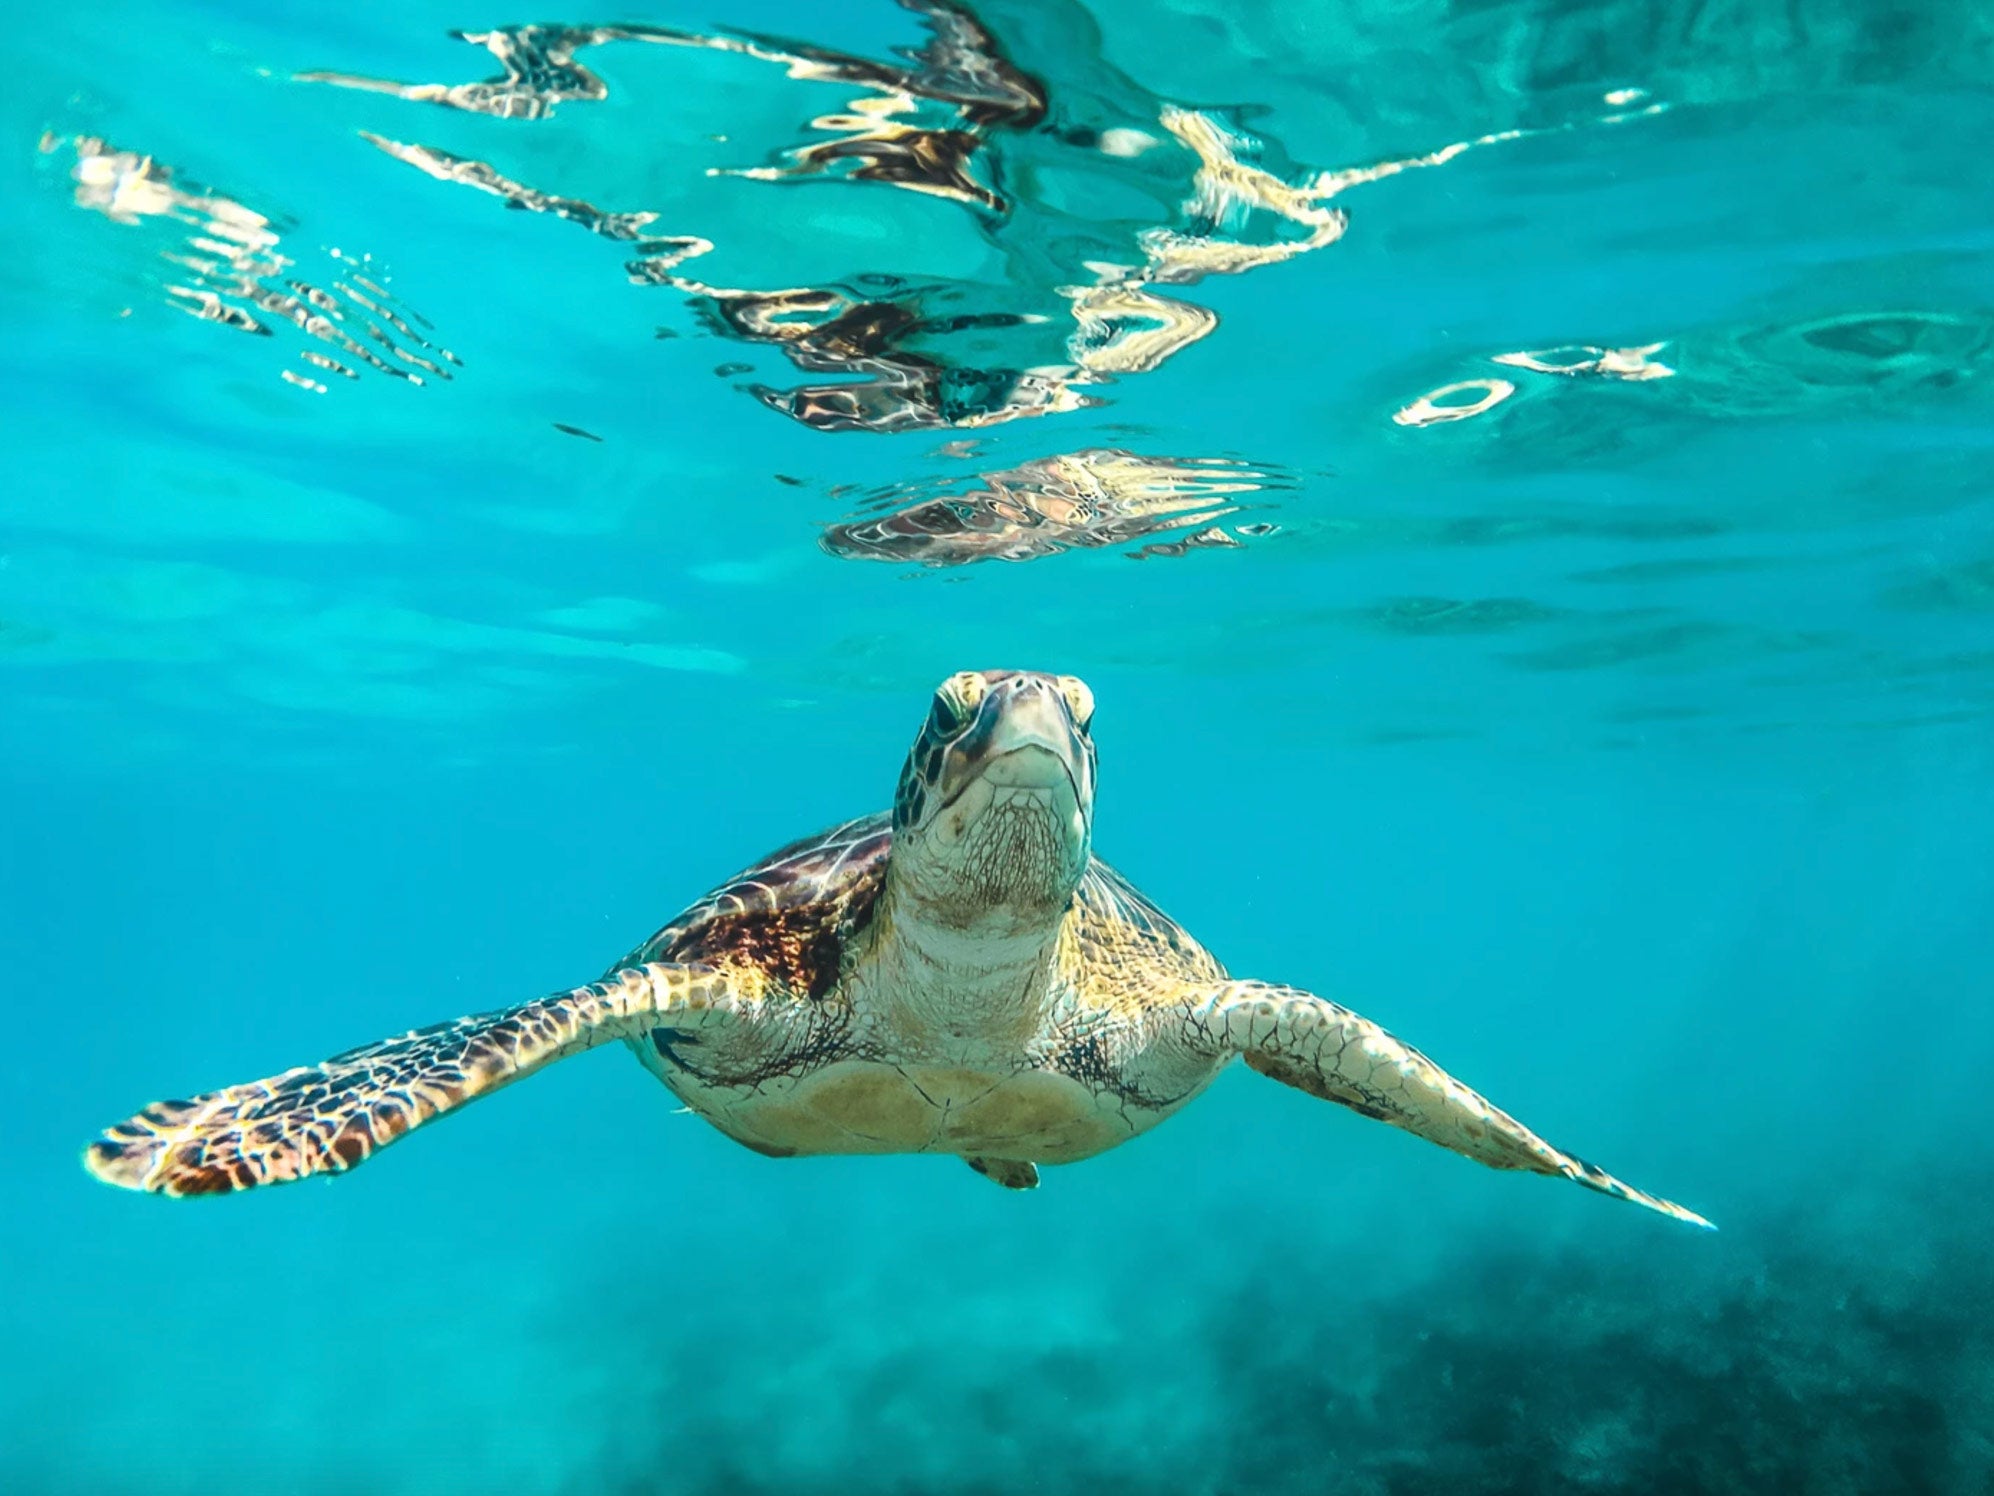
[84, 962, 738, 1197]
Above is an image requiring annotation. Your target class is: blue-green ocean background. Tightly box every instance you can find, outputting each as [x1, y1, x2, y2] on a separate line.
[5, 0, 1993, 1490]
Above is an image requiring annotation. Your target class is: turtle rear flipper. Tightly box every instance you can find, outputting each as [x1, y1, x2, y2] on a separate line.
[966, 1156, 1039, 1189]
[85, 963, 734, 1197]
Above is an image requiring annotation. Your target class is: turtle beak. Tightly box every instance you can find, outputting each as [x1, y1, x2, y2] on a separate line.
[979, 689, 1082, 792]
[944, 676, 1086, 807]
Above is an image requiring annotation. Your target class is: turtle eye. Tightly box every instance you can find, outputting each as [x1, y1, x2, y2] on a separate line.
[929, 674, 984, 736]
[1057, 676, 1095, 733]
[928, 671, 987, 735]
[928, 690, 968, 736]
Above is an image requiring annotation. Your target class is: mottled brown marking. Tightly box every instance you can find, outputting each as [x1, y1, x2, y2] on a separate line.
[622, 815, 891, 1003]
[669, 908, 850, 1002]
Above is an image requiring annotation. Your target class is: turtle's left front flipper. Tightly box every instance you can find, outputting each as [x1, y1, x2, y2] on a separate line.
[85, 962, 739, 1197]
[1175, 980, 1712, 1229]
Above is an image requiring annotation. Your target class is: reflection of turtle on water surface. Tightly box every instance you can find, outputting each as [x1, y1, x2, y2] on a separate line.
[823, 449, 1285, 565]
[86, 670, 1709, 1228]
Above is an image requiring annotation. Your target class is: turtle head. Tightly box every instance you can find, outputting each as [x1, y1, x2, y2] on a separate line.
[889, 669, 1096, 933]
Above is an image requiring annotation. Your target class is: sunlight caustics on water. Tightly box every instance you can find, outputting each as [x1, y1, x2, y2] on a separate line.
[4, 0, 1994, 1491]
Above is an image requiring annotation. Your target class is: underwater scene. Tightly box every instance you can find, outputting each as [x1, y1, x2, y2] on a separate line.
[5, 0, 1993, 1489]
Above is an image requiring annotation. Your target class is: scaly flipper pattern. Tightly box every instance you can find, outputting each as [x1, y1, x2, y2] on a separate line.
[85, 962, 737, 1197]
[1178, 980, 1713, 1228]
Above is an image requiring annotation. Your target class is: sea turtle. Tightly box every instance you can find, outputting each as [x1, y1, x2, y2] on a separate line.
[84, 668, 1711, 1227]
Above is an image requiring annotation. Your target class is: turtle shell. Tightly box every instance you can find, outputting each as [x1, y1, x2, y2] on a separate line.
[608, 813, 892, 1001]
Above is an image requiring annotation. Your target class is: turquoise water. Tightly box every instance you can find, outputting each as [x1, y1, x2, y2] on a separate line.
[6, 0, 1994, 1489]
